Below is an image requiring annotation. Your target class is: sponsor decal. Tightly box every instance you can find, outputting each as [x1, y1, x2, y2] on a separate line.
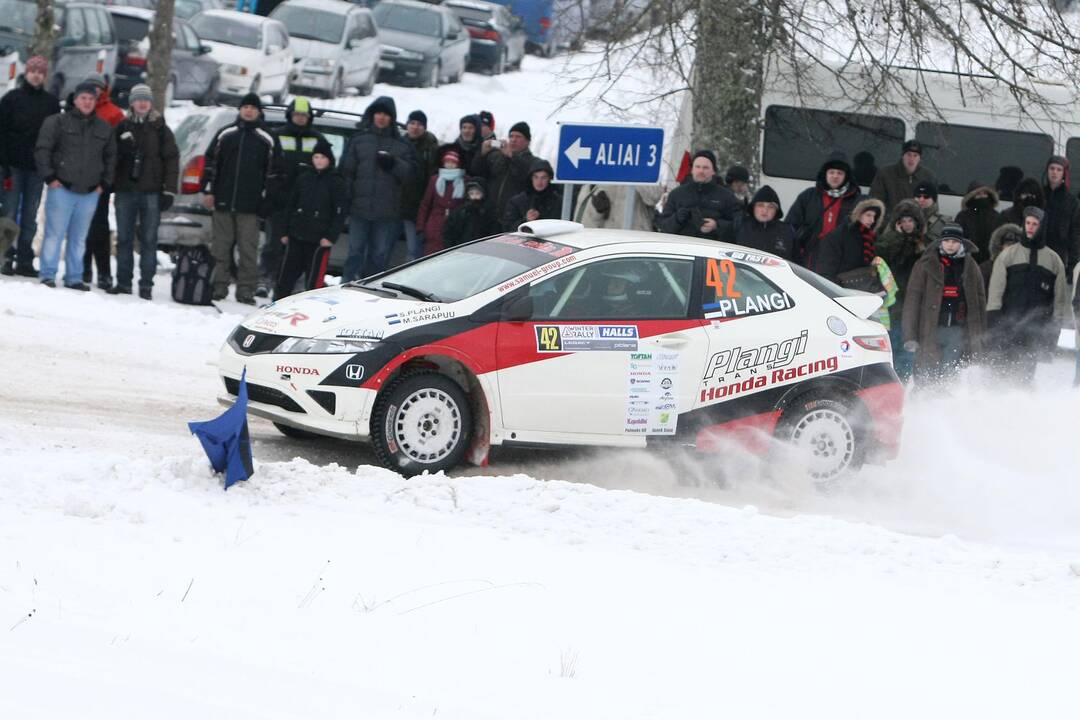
[242, 334, 255, 349]
[840, 340, 851, 352]
[345, 364, 364, 381]
[703, 292, 794, 318]
[336, 327, 386, 340]
[535, 324, 639, 352]
[703, 330, 808, 381]
[276, 365, 320, 376]
[253, 309, 310, 328]
[491, 236, 575, 257]
[623, 350, 680, 435]
[719, 249, 785, 267]
[660, 377, 672, 390]
[385, 404, 398, 454]
[385, 305, 455, 327]
[699, 356, 839, 403]
[322, 315, 337, 323]
[495, 253, 579, 293]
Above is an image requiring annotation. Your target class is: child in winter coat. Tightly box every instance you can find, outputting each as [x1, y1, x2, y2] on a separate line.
[273, 139, 347, 300]
[443, 178, 500, 247]
[416, 146, 468, 256]
[901, 225, 987, 383]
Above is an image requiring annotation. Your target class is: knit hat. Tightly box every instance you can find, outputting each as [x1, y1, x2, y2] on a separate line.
[240, 92, 262, 110]
[129, 83, 152, 104]
[913, 180, 938, 201]
[725, 164, 750, 185]
[460, 114, 480, 134]
[25, 55, 48, 74]
[73, 81, 98, 98]
[288, 96, 312, 116]
[750, 185, 783, 219]
[466, 177, 486, 195]
[1047, 155, 1068, 170]
[312, 138, 335, 165]
[442, 148, 461, 166]
[1024, 206, 1045, 222]
[509, 121, 530, 140]
[479, 110, 495, 129]
[692, 149, 718, 172]
[902, 139, 923, 155]
[407, 109, 427, 127]
[939, 224, 965, 242]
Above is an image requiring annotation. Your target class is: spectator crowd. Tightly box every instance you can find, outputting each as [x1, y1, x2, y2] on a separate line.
[1, 60, 1077, 387]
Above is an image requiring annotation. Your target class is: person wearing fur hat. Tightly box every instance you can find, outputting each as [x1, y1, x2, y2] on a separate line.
[876, 199, 929, 380]
[954, 183, 1003, 260]
[721, 185, 794, 259]
[787, 152, 863, 266]
[416, 145, 469, 255]
[443, 178, 499, 248]
[657, 150, 740, 239]
[901, 225, 987, 382]
[502, 158, 562, 231]
[870, 140, 936, 223]
[400, 109, 440, 261]
[473, 120, 535, 219]
[0, 55, 59, 277]
[1041, 155, 1080, 278]
[912, 180, 950, 244]
[273, 139, 347, 300]
[812, 197, 885, 282]
[724, 164, 752, 208]
[999, 177, 1043, 228]
[981, 220, 1027, 288]
[108, 84, 179, 300]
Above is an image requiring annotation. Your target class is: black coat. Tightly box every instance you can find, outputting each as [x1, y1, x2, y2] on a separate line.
[502, 184, 563, 231]
[657, 180, 741, 239]
[202, 117, 280, 214]
[444, 201, 500, 247]
[953, 186, 1003, 262]
[0, 80, 60, 170]
[283, 165, 348, 244]
[113, 111, 180, 194]
[1040, 183, 1080, 278]
[400, 131, 439, 221]
[786, 182, 862, 265]
[270, 119, 327, 202]
[34, 109, 116, 194]
[472, 147, 535, 218]
[725, 213, 795, 259]
[339, 96, 418, 221]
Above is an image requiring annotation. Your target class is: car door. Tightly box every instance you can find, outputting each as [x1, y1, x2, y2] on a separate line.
[265, 22, 290, 93]
[169, 20, 193, 97]
[182, 22, 215, 96]
[495, 254, 708, 438]
[354, 12, 379, 87]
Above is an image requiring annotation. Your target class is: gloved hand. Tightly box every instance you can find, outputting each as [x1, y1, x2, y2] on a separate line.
[159, 191, 175, 212]
[376, 151, 394, 171]
[903, 341, 919, 352]
[675, 206, 691, 224]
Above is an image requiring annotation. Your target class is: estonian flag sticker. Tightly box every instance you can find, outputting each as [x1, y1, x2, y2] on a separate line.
[385, 313, 401, 325]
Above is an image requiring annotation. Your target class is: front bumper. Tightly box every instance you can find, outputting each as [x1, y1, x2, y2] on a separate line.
[377, 56, 427, 85]
[218, 73, 254, 99]
[291, 66, 335, 91]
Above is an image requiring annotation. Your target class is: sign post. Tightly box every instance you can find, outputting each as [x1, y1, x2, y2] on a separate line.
[554, 122, 664, 228]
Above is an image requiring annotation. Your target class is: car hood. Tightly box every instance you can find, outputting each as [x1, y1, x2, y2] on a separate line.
[289, 36, 338, 60]
[241, 287, 461, 340]
[200, 40, 260, 67]
[378, 28, 439, 55]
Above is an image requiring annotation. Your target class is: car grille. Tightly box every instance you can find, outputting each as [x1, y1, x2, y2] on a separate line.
[230, 327, 290, 355]
[224, 376, 305, 414]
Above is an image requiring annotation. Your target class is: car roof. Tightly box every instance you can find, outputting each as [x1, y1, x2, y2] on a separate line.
[377, 0, 447, 11]
[278, 0, 358, 14]
[520, 222, 788, 260]
[106, 6, 154, 20]
[195, 8, 270, 25]
[445, 0, 499, 11]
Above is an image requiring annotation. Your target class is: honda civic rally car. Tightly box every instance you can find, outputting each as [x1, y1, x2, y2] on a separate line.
[218, 221, 904, 480]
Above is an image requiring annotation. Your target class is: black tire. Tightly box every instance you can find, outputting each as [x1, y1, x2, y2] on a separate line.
[358, 68, 376, 96]
[420, 63, 440, 88]
[273, 422, 322, 440]
[774, 392, 866, 484]
[371, 371, 472, 477]
[329, 70, 344, 99]
[492, 49, 505, 75]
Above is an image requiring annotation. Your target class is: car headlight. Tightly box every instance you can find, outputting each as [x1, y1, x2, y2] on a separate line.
[221, 63, 248, 76]
[274, 337, 379, 354]
[306, 58, 334, 69]
[398, 50, 424, 61]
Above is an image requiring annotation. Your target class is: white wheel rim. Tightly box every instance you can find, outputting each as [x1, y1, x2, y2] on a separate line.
[789, 408, 855, 480]
[394, 388, 462, 464]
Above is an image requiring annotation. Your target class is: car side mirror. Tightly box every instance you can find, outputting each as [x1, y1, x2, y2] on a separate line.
[199, 44, 212, 55]
[348, 37, 363, 49]
[501, 294, 533, 322]
[266, 43, 282, 54]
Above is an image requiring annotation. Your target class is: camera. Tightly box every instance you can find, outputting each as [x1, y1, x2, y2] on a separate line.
[131, 150, 144, 181]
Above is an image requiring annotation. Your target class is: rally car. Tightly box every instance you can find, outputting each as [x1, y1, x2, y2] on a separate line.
[218, 221, 903, 480]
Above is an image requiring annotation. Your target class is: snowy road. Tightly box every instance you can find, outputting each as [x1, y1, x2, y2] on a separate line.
[3, 277, 1080, 719]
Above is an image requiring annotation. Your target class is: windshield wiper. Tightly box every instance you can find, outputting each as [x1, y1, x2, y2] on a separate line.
[346, 282, 396, 296]
[381, 281, 440, 302]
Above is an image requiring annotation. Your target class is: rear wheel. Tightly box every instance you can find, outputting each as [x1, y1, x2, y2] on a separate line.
[358, 67, 376, 96]
[421, 63, 440, 88]
[371, 372, 472, 476]
[776, 393, 865, 484]
[329, 70, 344, 99]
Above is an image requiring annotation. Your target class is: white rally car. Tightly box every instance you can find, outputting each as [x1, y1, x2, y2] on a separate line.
[218, 221, 904, 480]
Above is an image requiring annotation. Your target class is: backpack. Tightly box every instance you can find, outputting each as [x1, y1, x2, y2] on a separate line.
[171, 244, 214, 305]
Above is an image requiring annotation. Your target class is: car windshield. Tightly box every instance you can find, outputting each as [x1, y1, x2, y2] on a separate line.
[271, 6, 343, 44]
[191, 15, 261, 49]
[0, 0, 38, 39]
[447, 4, 493, 24]
[354, 235, 578, 303]
[373, 4, 441, 37]
[175, 0, 204, 20]
[111, 14, 150, 45]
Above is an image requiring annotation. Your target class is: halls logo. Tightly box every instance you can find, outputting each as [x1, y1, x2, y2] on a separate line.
[276, 365, 320, 376]
[598, 326, 638, 339]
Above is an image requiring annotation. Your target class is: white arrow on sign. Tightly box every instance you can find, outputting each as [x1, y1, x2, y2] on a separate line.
[563, 137, 592, 169]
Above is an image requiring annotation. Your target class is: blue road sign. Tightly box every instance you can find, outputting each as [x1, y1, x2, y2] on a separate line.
[555, 123, 665, 185]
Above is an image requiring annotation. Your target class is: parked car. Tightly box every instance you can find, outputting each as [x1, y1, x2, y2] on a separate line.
[444, 0, 525, 75]
[551, 0, 586, 50]
[0, 0, 119, 98]
[0, 46, 21, 97]
[490, 0, 554, 56]
[175, 0, 221, 21]
[373, 0, 469, 88]
[189, 9, 292, 103]
[106, 5, 220, 106]
[270, 0, 379, 98]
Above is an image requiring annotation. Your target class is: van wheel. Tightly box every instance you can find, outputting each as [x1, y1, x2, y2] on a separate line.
[195, 76, 219, 106]
[775, 393, 865, 484]
[371, 372, 471, 477]
[329, 71, 344, 98]
[421, 63, 440, 88]
[358, 68, 375, 96]
[273, 422, 321, 440]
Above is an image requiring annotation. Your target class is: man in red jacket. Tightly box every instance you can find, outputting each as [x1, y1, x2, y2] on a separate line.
[81, 74, 124, 289]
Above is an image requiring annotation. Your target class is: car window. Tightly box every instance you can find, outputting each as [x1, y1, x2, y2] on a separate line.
[111, 13, 150, 45]
[0, 0, 38, 35]
[191, 15, 261, 49]
[85, 9, 103, 45]
[447, 14, 463, 36]
[272, 6, 342, 44]
[269, 24, 288, 48]
[356, 14, 375, 38]
[64, 7, 87, 43]
[700, 259, 795, 319]
[372, 3, 441, 37]
[181, 23, 200, 50]
[530, 257, 694, 320]
[97, 9, 114, 44]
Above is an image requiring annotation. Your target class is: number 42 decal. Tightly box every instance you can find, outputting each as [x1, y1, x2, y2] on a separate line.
[706, 258, 741, 299]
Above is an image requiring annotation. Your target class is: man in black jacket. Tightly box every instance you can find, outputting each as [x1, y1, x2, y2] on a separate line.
[0, 56, 59, 276]
[400, 109, 439, 261]
[258, 96, 326, 297]
[274, 139, 348, 300]
[721, 185, 795, 259]
[502, 159, 562, 230]
[786, 152, 862, 267]
[339, 95, 417, 281]
[471, 121, 535, 220]
[108, 84, 179, 299]
[656, 150, 740, 239]
[1041, 155, 1080, 280]
[201, 93, 281, 304]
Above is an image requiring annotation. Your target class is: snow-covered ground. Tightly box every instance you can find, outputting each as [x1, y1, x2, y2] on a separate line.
[3, 269, 1080, 718]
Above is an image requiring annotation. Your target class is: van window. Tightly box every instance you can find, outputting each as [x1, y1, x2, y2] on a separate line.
[271, 5, 344, 44]
[1066, 138, 1080, 191]
[112, 14, 150, 45]
[84, 7, 104, 45]
[63, 7, 87, 43]
[97, 9, 114, 44]
[915, 122, 1053, 199]
[763, 106, 904, 187]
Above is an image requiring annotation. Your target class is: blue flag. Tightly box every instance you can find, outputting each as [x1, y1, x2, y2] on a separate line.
[189, 368, 255, 489]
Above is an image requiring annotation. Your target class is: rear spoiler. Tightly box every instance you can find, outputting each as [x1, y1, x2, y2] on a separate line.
[834, 293, 883, 319]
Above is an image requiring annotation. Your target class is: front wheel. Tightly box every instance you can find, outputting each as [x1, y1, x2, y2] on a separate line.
[421, 63, 440, 88]
[775, 393, 865, 484]
[371, 372, 472, 476]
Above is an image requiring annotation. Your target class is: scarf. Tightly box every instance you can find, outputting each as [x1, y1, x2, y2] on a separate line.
[819, 188, 846, 238]
[939, 251, 967, 326]
[859, 223, 876, 263]
[435, 168, 465, 199]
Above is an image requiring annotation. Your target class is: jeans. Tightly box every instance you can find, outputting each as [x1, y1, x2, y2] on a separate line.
[344, 217, 398, 282]
[403, 219, 423, 262]
[3, 167, 45, 269]
[114, 191, 161, 289]
[40, 186, 99, 285]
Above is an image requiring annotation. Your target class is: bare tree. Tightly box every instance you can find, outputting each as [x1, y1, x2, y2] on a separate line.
[147, 0, 176, 109]
[29, 0, 56, 60]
